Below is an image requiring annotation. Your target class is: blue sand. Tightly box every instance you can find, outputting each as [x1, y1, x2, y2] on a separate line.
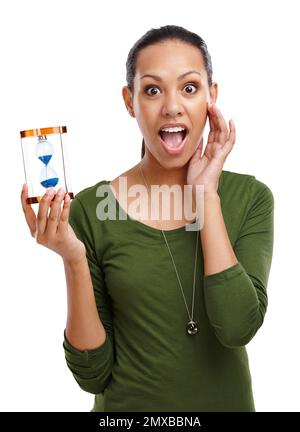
[41, 177, 59, 188]
[38, 154, 52, 165]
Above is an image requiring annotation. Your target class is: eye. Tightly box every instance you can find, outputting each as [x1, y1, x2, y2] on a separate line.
[145, 86, 161, 96]
[184, 84, 198, 94]
[144, 83, 198, 96]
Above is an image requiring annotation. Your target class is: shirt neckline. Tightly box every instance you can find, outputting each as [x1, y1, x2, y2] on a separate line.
[99, 173, 224, 237]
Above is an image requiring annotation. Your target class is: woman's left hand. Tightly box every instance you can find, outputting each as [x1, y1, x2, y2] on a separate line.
[187, 102, 236, 197]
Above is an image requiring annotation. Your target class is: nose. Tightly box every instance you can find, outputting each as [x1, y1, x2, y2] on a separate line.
[161, 91, 184, 117]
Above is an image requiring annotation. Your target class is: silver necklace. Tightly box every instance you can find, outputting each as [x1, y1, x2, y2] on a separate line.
[138, 164, 199, 336]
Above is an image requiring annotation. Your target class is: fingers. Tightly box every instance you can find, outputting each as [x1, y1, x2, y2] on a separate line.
[204, 141, 213, 160]
[195, 137, 204, 157]
[198, 136, 204, 156]
[207, 102, 236, 157]
[220, 119, 236, 158]
[21, 183, 37, 238]
[46, 187, 66, 237]
[207, 102, 229, 144]
[57, 192, 71, 235]
[36, 188, 56, 237]
[189, 137, 204, 165]
[207, 103, 216, 144]
[208, 103, 227, 131]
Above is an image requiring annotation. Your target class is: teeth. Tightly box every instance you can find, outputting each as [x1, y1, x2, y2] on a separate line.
[161, 126, 186, 133]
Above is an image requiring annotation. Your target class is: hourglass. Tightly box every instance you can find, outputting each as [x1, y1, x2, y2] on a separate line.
[36, 135, 59, 188]
[20, 126, 74, 204]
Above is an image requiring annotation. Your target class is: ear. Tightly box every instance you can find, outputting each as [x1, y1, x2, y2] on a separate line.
[208, 82, 218, 104]
[122, 86, 135, 117]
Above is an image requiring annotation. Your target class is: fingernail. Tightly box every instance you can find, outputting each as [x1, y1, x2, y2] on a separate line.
[46, 188, 54, 195]
[57, 187, 64, 197]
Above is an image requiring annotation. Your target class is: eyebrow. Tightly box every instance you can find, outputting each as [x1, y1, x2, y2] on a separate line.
[140, 70, 202, 81]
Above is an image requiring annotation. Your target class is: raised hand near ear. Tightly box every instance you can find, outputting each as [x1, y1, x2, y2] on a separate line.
[187, 102, 236, 198]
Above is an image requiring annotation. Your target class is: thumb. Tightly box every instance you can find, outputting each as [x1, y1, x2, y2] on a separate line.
[191, 137, 204, 162]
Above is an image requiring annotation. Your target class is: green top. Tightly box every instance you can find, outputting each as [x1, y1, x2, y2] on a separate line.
[63, 169, 274, 412]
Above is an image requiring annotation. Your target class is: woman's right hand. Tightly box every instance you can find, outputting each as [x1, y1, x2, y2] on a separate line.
[21, 184, 86, 265]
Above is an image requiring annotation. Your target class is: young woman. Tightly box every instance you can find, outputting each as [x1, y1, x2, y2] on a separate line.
[21, 25, 274, 412]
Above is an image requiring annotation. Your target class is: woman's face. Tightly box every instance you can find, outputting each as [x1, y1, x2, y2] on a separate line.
[123, 40, 217, 168]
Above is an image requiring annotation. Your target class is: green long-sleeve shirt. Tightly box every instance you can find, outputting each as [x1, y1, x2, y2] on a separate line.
[63, 169, 274, 412]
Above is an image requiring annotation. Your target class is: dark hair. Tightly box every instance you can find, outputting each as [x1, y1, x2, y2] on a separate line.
[125, 25, 213, 159]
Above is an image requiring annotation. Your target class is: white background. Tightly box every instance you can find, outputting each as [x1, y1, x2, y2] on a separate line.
[0, 0, 299, 412]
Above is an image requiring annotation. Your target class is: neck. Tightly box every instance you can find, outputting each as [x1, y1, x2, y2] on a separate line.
[138, 151, 188, 189]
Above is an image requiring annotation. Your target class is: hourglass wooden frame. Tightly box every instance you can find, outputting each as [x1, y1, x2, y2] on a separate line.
[20, 125, 74, 204]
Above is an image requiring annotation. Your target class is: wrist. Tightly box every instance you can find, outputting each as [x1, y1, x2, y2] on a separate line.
[193, 183, 220, 201]
[62, 253, 87, 268]
[204, 191, 220, 201]
[193, 190, 220, 219]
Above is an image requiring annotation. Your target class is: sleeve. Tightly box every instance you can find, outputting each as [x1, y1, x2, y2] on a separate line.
[203, 180, 274, 348]
[62, 195, 115, 394]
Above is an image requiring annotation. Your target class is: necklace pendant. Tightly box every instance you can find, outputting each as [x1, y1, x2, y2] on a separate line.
[187, 320, 198, 335]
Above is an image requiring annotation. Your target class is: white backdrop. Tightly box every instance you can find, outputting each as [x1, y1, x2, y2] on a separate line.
[0, 0, 299, 412]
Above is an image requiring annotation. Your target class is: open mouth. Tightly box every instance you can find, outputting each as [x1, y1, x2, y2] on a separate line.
[158, 128, 188, 149]
[158, 126, 189, 155]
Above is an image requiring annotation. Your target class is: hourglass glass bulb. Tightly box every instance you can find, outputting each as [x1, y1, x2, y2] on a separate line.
[35, 135, 54, 165]
[40, 166, 59, 188]
[35, 135, 59, 189]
